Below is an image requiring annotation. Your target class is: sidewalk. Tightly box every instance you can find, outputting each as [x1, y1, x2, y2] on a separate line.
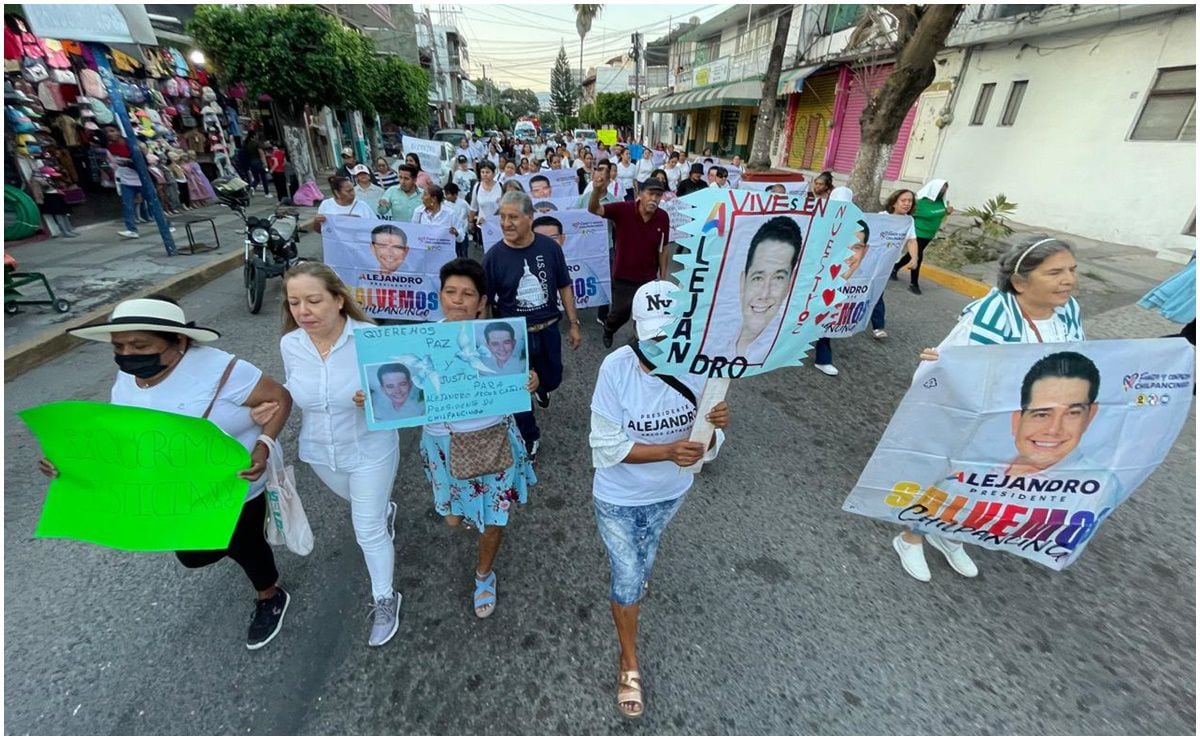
[3, 195, 319, 379]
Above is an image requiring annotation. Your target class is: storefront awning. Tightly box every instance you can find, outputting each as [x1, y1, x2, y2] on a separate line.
[23, 4, 157, 45]
[777, 64, 824, 97]
[646, 77, 765, 113]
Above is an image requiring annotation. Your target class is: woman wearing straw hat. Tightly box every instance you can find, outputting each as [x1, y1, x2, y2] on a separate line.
[37, 295, 295, 650]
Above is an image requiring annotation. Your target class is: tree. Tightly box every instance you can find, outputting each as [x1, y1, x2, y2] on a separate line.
[497, 88, 540, 120]
[188, 5, 376, 114]
[577, 102, 599, 127]
[747, 11, 792, 172]
[595, 91, 634, 128]
[550, 45, 578, 120]
[370, 57, 432, 130]
[574, 5, 603, 99]
[844, 5, 964, 210]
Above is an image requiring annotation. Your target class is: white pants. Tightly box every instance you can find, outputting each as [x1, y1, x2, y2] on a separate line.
[309, 450, 399, 600]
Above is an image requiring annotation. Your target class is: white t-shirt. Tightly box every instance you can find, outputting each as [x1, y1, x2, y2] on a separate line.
[110, 345, 267, 499]
[590, 345, 707, 506]
[445, 198, 470, 242]
[318, 198, 375, 218]
[280, 318, 398, 472]
[616, 162, 637, 192]
[452, 168, 477, 194]
[469, 180, 503, 222]
[414, 204, 457, 239]
[878, 210, 918, 242]
[665, 164, 683, 191]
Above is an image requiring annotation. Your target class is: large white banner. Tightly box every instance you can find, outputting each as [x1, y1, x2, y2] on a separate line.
[322, 215, 455, 321]
[842, 338, 1195, 570]
[401, 135, 445, 176]
[512, 169, 579, 199]
[481, 208, 613, 309]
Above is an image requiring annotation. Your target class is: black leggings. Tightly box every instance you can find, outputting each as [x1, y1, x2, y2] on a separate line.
[175, 493, 278, 591]
[893, 236, 932, 284]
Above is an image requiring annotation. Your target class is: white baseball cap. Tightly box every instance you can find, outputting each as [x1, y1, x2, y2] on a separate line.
[350, 164, 371, 176]
[632, 280, 678, 341]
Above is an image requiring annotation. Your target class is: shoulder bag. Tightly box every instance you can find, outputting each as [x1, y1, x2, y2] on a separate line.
[449, 420, 513, 480]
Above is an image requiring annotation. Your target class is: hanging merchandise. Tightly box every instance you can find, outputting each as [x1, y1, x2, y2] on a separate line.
[79, 68, 107, 99]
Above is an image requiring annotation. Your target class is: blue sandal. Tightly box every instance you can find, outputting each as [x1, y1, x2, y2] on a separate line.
[473, 571, 496, 619]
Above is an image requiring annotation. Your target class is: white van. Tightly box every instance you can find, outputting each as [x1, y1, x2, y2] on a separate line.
[514, 121, 537, 142]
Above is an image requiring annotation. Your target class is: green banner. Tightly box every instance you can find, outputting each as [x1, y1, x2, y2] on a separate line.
[18, 401, 251, 551]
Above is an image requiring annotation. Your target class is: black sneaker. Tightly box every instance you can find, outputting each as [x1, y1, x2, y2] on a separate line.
[909, 283, 922, 295]
[535, 389, 551, 409]
[889, 270, 898, 282]
[247, 587, 290, 650]
[602, 331, 613, 349]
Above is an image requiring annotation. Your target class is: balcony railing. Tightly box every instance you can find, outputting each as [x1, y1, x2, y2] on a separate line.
[671, 43, 797, 93]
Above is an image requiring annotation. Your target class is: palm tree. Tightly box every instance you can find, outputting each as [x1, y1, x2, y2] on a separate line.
[574, 4, 603, 103]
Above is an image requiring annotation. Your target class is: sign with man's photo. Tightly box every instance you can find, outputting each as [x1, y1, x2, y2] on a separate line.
[643, 188, 863, 378]
[322, 215, 455, 321]
[354, 318, 532, 430]
[841, 338, 1194, 570]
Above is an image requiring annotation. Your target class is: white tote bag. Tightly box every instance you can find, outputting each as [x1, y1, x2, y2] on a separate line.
[258, 434, 314, 556]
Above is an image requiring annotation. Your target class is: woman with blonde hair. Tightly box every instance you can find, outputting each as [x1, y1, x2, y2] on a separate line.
[255, 261, 403, 646]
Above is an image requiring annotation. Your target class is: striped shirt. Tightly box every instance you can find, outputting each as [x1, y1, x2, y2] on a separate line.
[942, 289, 1085, 348]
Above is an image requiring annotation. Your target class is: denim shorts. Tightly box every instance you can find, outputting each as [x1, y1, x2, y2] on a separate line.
[593, 495, 686, 606]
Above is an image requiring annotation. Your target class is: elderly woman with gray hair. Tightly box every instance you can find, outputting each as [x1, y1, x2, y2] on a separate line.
[892, 235, 1085, 583]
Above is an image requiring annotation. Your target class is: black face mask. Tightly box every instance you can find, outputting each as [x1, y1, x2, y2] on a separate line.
[114, 351, 171, 379]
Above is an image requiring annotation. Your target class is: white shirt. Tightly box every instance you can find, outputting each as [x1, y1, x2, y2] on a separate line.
[665, 164, 683, 191]
[451, 168, 477, 194]
[635, 157, 655, 180]
[355, 183, 385, 210]
[111, 345, 267, 499]
[615, 162, 637, 192]
[280, 318, 398, 471]
[318, 198, 375, 218]
[589, 346, 722, 506]
[469, 180, 503, 222]
[414, 204, 457, 239]
[455, 145, 474, 166]
[879, 210, 918, 243]
[445, 198, 469, 242]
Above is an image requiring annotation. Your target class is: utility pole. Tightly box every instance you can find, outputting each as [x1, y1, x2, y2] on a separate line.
[630, 31, 643, 142]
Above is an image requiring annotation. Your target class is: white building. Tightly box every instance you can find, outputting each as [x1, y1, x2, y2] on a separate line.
[416, 13, 470, 127]
[927, 4, 1195, 255]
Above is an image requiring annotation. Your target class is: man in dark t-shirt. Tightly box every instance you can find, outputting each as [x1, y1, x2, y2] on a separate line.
[588, 168, 669, 348]
[482, 190, 583, 461]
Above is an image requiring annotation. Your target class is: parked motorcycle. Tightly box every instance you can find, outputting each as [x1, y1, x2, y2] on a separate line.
[216, 179, 302, 314]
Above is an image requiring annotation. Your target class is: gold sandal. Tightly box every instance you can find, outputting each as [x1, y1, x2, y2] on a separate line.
[617, 670, 644, 719]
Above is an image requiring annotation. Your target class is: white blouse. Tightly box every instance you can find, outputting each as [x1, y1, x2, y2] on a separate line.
[280, 317, 398, 471]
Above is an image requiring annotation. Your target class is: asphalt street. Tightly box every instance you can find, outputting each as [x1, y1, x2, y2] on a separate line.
[4, 250, 1195, 734]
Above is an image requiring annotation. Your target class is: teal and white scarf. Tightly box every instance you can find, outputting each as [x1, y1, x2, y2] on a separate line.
[959, 288, 1084, 345]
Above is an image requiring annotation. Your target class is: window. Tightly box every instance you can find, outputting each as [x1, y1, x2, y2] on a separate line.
[992, 5, 1047, 18]
[718, 109, 740, 155]
[735, 19, 773, 55]
[823, 5, 862, 34]
[970, 83, 995, 125]
[694, 35, 720, 66]
[999, 80, 1028, 126]
[1131, 66, 1196, 141]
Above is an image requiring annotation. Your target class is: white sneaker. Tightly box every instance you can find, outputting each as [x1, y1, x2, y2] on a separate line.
[814, 363, 839, 376]
[892, 534, 931, 582]
[927, 533, 979, 577]
[118, 230, 140, 239]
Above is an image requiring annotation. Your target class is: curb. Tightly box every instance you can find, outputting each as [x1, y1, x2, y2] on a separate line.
[4, 250, 243, 382]
[921, 264, 991, 300]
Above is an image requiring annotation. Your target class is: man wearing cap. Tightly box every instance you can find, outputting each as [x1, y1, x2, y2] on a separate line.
[451, 154, 477, 196]
[336, 147, 358, 180]
[675, 163, 707, 198]
[588, 167, 670, 348]
[351, 164, 385, 209]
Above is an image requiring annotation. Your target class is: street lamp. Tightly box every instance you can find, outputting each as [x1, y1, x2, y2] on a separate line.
[188, 50, 206, 66]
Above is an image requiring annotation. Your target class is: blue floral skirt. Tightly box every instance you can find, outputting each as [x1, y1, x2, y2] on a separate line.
[420, 419, 536, 531]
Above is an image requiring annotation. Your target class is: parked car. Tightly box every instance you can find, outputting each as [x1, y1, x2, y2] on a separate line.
[432, 128, 472, 146]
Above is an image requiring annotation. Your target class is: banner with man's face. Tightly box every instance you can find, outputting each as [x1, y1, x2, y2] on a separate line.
[842, 338, 1195, 570]
[481, 208, 612, 309]
[821, 212, 914, 339]
[645, 189, 862, 379]
[354, 319, 532, 430]
[401, 135, 445, 175]
[322, 215, 454, 321]
[512, 170, 578, 199]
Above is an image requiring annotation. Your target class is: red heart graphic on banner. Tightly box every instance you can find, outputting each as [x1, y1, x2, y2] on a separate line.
[822, 289, 836, 305]
[830, 264, 841, 279]
[814, 312, 828, 325]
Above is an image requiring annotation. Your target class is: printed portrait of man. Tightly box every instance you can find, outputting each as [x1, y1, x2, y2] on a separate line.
[481, 321, 524, 375]
[733, 215, 803, 363]
[529, 174, 553, 199]
[372, 362, 425, 420]
[1007, 351, 1101, 477]
[370, 224, 410, 276]
[531, 215, 565, 247]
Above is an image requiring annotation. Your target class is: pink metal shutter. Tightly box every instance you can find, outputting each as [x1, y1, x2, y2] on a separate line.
[831, 63, 919, 178]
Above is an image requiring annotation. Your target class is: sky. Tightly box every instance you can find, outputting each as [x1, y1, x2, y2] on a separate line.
[426, 1, 730, 92]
